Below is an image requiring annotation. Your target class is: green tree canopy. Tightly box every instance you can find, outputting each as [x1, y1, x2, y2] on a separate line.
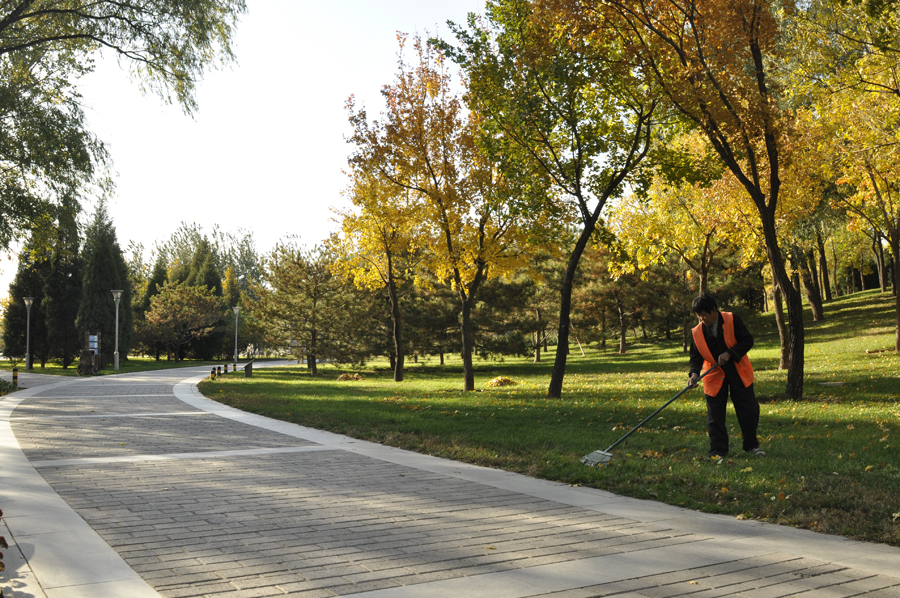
[2, 237, 50, 366]
[144, 282, 223, 361]
[76, 201, 133, 366]
[0, 0, 246, 254]
[42, 199, 82, 367]
[0, 0, 247, 113]
[443, 0, 657, 397]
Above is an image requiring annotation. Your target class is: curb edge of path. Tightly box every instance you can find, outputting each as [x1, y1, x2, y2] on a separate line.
[0, 375, 163, 598]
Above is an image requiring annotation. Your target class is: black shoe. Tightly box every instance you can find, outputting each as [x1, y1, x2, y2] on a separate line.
[749, 447, 766, 456]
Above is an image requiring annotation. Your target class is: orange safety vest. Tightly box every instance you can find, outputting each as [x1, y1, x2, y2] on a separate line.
[692, 311, 754, 395]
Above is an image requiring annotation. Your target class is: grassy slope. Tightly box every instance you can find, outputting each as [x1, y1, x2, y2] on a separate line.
[199, 290, 900, 546]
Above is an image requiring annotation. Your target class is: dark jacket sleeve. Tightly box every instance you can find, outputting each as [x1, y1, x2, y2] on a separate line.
[726, 313, 754, 363]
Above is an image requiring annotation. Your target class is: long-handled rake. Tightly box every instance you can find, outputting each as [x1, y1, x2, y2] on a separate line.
[581, 364, 720, 467]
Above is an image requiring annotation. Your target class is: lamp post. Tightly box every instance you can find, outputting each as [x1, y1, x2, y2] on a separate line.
[23, 297, 33, 371]
[232, 306, 240, 369]
[112, 290, 123, 371]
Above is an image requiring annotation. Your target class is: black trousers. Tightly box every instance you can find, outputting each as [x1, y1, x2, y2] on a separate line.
[705, 375, 760, 455]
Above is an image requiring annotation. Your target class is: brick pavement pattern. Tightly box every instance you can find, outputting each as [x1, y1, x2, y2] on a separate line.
[7, 368, 900, 598]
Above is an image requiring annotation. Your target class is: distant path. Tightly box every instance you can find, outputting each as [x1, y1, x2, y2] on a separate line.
[2, 364, 899, 598]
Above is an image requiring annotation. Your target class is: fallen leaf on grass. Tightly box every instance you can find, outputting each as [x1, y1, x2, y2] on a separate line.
[639, 449, 664, 459]
[740, 467, 753, 473]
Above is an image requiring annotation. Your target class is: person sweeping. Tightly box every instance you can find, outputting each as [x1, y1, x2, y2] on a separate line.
[688, 293, 765, 458]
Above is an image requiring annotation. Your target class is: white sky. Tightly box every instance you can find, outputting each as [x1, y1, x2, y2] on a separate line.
[1, 0, 485, 292]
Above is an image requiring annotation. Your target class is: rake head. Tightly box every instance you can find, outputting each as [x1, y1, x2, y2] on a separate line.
[580, 450, 613, 467]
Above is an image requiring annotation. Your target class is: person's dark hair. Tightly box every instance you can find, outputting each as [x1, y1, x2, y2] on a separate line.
[692, 293, 718, 314]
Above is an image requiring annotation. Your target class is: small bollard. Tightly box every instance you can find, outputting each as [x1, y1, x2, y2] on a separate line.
[12, 367, 18, 388]
[244, 362, 252, 378]
[224, 364, 229, 373]
[210, 367, 216, 380]
[217, 366, 222, 376]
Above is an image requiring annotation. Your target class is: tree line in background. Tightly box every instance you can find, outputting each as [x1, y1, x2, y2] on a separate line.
[2, 0, 899, 400]
[0, 192, 888, 388]
[0, 0, 249, 364]
[1, 202, 265, 368]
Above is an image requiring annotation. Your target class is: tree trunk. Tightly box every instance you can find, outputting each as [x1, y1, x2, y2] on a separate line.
[772, 277, 789, 370]
[816, 229, 833, 301]
[806, 248, 823, 309]
[615, 292, 628, 354]
[548, 228, 593, 398]
[309, 328, 317, 375]
[534, 338, 541, 362]
[795, 249, 824, 321]
[389, 353, 396, 372]
[890, 240, 900, 351]
[891, 258, 897, 296]
[791, 269, 802, 295]
[386, 277, 404, 382]
[764, 219, 804, 399]
[831, 239, 841, 297]
[454, 259, 486, 391]
[459, 296, 476, 391]
[873, 232, 886, 293]
[601, 308, 607, 350]
[683, 311, 691, 353]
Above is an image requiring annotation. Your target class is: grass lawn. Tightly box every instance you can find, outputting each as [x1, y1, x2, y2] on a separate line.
[199, 289, 900, 546]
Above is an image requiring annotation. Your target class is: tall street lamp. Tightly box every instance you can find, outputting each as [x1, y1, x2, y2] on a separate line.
[112, 290, 123, 371]
[233, 306, 240, 369]
[23, 297, 33, 371]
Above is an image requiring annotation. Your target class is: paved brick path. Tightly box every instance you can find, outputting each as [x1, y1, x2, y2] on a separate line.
[2, 366, 899, 598]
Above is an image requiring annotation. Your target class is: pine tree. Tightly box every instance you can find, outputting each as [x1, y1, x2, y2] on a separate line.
[2, 240, 51, 367]
[137, 254, 168, 359]
[76, 201, 133, 367]
[42, 201, 83, 368]
[184, 238, 225, 359]
[141, 255, 169, 317]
